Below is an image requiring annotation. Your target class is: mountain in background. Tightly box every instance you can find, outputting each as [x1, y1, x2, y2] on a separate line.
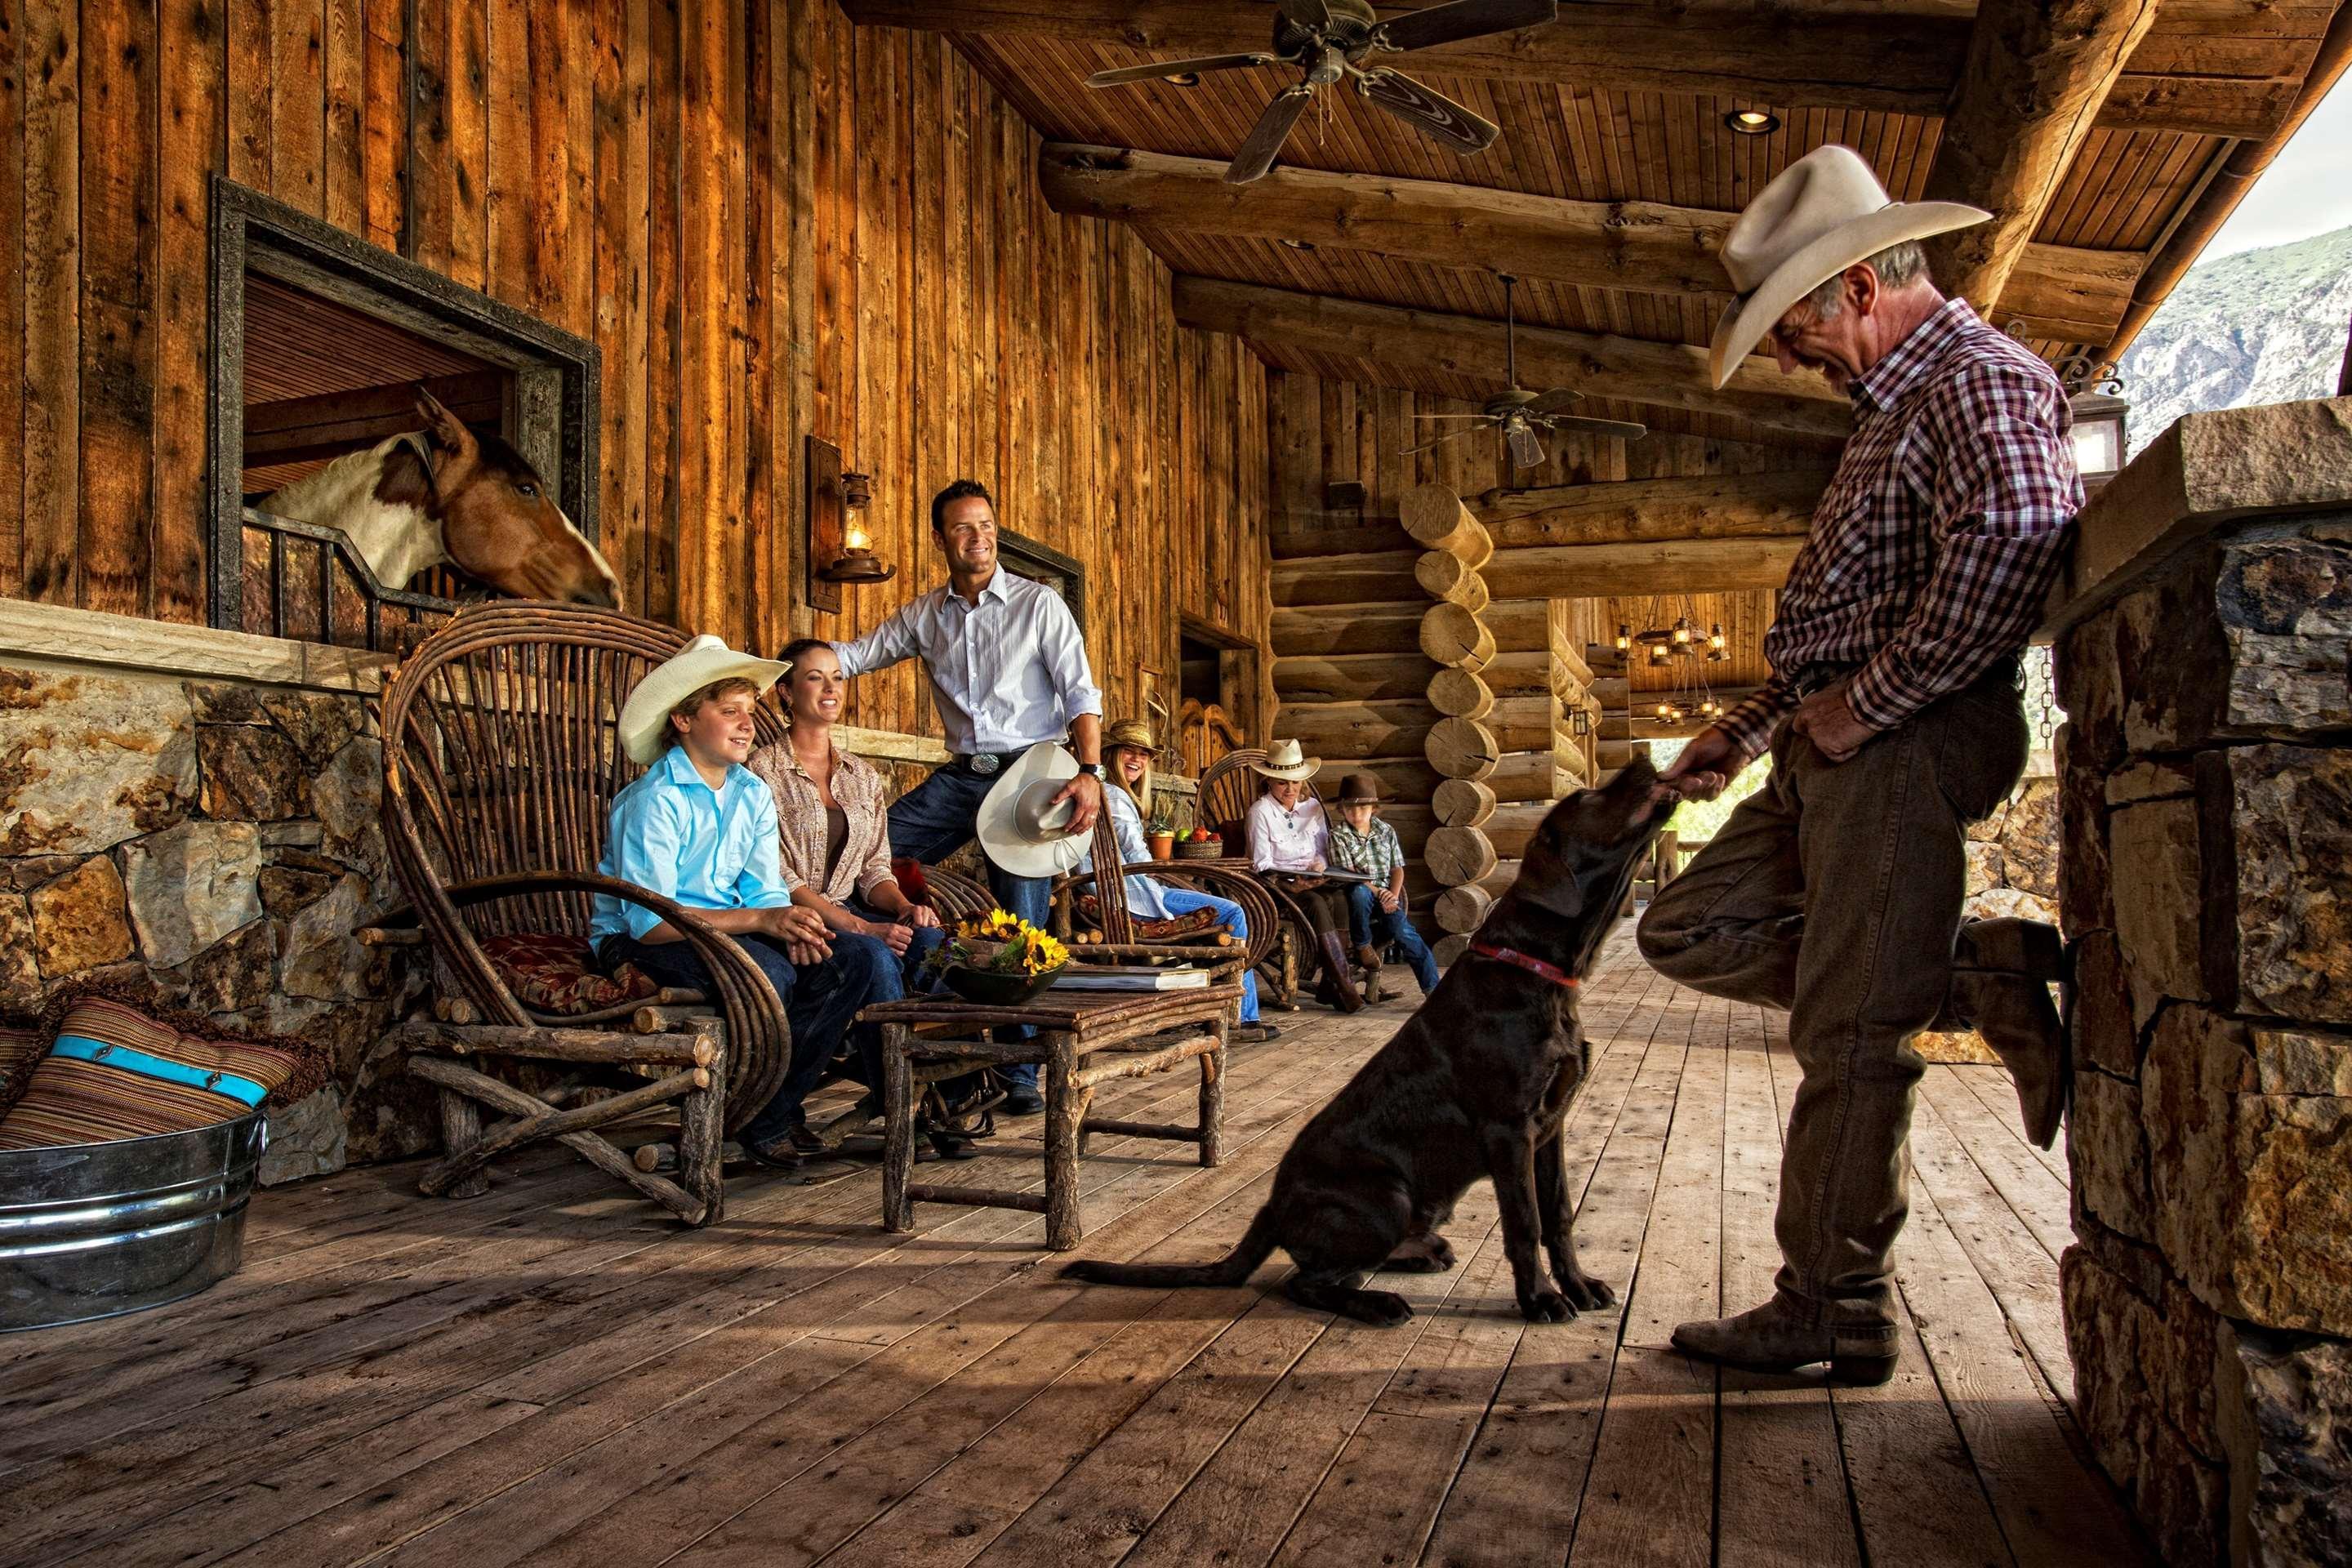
[2118, 223, 2352, 456]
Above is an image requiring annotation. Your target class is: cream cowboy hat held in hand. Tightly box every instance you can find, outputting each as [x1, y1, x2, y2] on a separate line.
[1708, 145, 1989, 390]
[976, 742, 1089, 880]
[1250, 738, 1321, 782]
[617, 635, 789, 765]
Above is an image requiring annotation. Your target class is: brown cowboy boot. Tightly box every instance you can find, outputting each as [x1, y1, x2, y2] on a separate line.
[1946, 917, 2070, 1149]
[1316, 933, 1365, 1013]
[1672, 1300, 1899, 1386]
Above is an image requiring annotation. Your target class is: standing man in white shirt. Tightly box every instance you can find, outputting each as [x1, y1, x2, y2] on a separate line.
[833, 479, 1107, 1114]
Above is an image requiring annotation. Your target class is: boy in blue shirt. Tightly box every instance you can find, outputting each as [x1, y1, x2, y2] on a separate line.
[591, 637, 934, 1167]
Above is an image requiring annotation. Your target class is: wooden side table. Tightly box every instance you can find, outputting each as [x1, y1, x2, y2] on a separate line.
[862, 985, 1243, 1250]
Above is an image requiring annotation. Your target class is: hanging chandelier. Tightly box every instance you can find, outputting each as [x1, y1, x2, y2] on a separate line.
[1625, 594, 1724, 725]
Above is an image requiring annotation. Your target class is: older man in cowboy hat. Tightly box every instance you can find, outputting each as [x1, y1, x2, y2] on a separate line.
[1636, 145, 2079, 1385]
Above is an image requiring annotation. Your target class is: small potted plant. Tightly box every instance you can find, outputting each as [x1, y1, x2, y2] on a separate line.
[924, 908, 1071, 1006]
[1145, 795, 1187, 862]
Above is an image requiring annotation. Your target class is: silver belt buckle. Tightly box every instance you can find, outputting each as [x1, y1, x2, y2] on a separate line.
[968, 752, 1000, 776]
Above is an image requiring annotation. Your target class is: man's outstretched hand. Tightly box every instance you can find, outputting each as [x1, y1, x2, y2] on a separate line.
[1659, 724, 1743, 804]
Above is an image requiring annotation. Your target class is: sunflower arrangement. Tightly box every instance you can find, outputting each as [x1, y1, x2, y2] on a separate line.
[929, 909, 1070, 981]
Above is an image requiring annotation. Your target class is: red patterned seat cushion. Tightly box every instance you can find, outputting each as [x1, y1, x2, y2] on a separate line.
[483, 932, 660, 1016]
[1075, 894, 1223, 943]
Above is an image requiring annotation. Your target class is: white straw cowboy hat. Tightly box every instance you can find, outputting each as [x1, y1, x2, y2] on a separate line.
[975, 742, 1089, 880]
[1708, 144, 1989, 390]
[1250, 738, 1321, 782]
[617, 635, 789, 765]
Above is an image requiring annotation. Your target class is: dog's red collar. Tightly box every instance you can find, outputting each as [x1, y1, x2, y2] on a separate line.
[1467, 942, 1580, 990]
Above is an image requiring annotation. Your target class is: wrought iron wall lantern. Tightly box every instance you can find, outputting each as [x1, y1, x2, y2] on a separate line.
[806, 434, 895, 613]
[2054, 349, 2131, 492]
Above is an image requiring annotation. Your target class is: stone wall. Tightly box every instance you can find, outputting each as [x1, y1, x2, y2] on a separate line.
[2050, 399, 2352, 1567]
[0, 648, 428, 1184]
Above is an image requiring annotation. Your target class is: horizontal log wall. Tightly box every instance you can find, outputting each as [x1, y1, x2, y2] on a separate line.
[0, 0, 1271, 740]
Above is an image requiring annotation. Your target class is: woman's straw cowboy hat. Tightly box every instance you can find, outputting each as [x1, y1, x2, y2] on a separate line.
[618, 635, 789, 765]
[1707, 145, 1989, 390]
[1102, 718, 1158, 755]
[975, 742, 1090, 880]
[1250, 738, 1321, 782]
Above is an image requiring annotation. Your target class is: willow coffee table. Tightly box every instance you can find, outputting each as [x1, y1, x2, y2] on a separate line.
[862, 982, 1244, 1250]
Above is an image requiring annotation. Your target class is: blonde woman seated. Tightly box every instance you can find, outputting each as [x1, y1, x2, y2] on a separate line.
[1245, 739, 1364, 1013]
[1078, 719, 1276, 1043]
[747, 638, 976, 1160]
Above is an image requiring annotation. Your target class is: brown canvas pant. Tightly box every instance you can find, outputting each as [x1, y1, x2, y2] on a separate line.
[1637, 665, 2030, 1339]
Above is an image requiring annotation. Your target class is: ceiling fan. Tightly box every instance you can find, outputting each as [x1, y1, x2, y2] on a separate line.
[1084, 0, 1559, 185]
[1407, 275, 1649, 468]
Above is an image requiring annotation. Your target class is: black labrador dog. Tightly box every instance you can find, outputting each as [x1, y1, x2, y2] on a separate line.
[1065, 755, 1669, 1325]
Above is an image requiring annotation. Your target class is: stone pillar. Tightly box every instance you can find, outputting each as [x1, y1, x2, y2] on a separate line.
[2046, 398, 2352, 1567]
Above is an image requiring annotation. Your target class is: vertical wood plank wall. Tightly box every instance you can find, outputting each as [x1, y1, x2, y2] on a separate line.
[0, 0, 1272, 742]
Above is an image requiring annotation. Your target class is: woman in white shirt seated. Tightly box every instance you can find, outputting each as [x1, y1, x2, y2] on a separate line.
[1075, 719, 1277, 1042]
[1244, 740, 1364, 1013]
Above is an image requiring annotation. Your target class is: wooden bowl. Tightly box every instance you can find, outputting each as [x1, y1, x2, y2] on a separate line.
[942, 961, 1065, 1008]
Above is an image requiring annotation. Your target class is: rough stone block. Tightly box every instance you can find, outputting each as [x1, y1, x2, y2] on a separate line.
[1966, 795, 2011, 845]
[176, 919, 278, 1016]
[258, 690, 364, 768]
[121, 821, 263, 971]
[2071, 1068, 2154, 1241]
[1963, 840, 2005, 895]
[1994, 777, 2059, 898]
[0, 893, 37, 1009]
[2252, 1027, 2352, 1097]
[0, 666, 197, 856]
[2226, 745, 2352, 1023]
[259, 1086, 349, 1184]
[309, 737, 381, 844]
[1915, 1027, 2000, 1065]
[185, 682, 269, 724]
[2056, 607, 2123, 768]
[2144, 1005, 2352, 1336]
[279, 873, 372, 1001]
[1963, 886, 2056, 925]
[260, 866, 337, 919]
[198, 725, 310, 822]
[2073, 929, 2138, 1077]
[2214, 535, 2352, 735]
[2106, 757, 2197, 806]
[2218, 1321, 2352, 1568]
[29, 856, 135, 977]
[2109, 799, 2207, 1026]
[2056, 724, 2114, 936]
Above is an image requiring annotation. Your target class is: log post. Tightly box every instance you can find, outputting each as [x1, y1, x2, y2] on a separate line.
[1432, 777, 1498, 827]
[1425, 715, 1500, 783]
[1425, 826, 1499, 888]
[1426, 666, 1496, 719]
[1401, 482, 1494, 565]
[1434, 884, 1494, 934]
[1419, 602, 1494, 669]
[1415, 550, 1490, 611]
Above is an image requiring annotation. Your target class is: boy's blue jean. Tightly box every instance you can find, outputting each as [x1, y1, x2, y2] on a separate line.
[1156, 887, 1259, 1023]
[598, 926, 902, 1148]
[1345, 884, 1442, 994]
[885, 764, 1054, 1087]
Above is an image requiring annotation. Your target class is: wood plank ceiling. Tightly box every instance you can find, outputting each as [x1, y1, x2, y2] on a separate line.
[844, 0, 2352, 449]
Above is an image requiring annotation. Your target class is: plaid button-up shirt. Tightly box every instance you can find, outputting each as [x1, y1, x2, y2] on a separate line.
[1330, 817, 1406, 889]
[1717, 299, 2080, 764]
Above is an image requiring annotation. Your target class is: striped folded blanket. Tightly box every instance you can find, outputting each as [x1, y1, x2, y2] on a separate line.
[0, 995, 323, 1151]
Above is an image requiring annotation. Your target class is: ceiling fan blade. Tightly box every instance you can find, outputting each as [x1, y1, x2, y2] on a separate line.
[1405, 427, 1478, 457]
[1413, 412, 1493, 421]
[1523, 386, 1584, 416]
[1506, 421, 1548, 470]
[1354, 69, 1499, 157]
[1085, 53, 1277, 88]
[1544, 413, 1651, 442]
[1276, 0, 1334, 29]
[1226, 84, 1316, 185]
[1375, 0, 1558, 55]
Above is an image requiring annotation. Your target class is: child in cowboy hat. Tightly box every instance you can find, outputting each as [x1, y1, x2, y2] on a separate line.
[1329, 772, 1441, 996]
[590, 635, 923, 1169]
[1244, 739, 1362, 1013]
[1086, 718, 1276, 1042]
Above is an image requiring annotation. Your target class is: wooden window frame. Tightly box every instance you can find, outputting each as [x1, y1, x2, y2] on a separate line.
[207, 176, 602, 634]
[995, 528, 1087, 627]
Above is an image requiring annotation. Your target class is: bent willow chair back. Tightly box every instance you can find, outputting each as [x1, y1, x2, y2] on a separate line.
[380, 604, 796, 1222]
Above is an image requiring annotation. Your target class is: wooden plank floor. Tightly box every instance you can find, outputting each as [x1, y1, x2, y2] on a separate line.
[0, 935, 2152, 1568]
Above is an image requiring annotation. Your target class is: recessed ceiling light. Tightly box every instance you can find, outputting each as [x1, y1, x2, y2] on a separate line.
[1280, 238, 1316, 252]
[1725, 109, 1780, 136]
[1166, 71, 1202, 87]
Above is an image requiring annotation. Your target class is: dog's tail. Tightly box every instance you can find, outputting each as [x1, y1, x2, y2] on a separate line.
[1060, 1203, 1280, 1289]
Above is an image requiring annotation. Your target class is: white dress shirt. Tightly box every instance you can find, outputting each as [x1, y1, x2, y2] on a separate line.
[833, 568, 1104, 755]
[1248, 793, 1329, 873]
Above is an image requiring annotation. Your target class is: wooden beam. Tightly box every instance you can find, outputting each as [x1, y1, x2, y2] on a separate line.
[1482, 538, 1804, 598]
[842, 0, 2305, 136]
[1472, 470, 1829, 548]
[1922, 0, 2163, 314]
[1042, 145, 2141, 343]
[1174, 277, 1851, 443]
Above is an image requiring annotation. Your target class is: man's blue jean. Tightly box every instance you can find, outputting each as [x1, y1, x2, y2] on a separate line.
[885, 764, 1052, 1086]
[1156, 887, 1259, 1023]
[598, 927, 902, 1147]
[1346, 885, 1442, 994]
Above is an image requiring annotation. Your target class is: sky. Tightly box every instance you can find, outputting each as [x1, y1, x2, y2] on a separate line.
[2200, 76, 2352, 260]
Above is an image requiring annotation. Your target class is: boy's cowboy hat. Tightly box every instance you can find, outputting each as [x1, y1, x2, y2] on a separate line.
[618, 635, 789, 765]
[1707, 144, 1988, 390]
[975, 742, 1090, 880]
[1335, 772, 1382, 804]
[1249, 738, 1321, 783]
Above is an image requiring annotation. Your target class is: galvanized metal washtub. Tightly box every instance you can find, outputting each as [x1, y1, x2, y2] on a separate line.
[0, 1111, 265, 1331]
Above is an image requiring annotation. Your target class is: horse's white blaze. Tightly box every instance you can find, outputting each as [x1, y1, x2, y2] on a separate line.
[555, 504, 625, 607]
[255, 435, 448, 592]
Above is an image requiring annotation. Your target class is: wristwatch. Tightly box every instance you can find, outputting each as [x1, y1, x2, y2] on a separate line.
[1077, 762, 1103, 778]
